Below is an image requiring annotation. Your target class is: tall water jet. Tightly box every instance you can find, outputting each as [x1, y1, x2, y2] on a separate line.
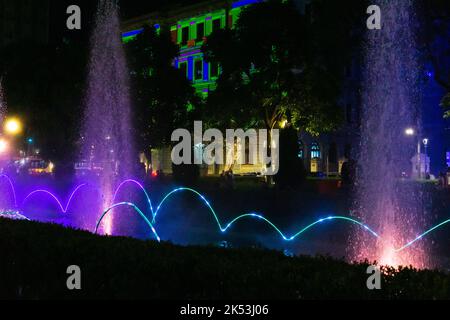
[0, 77, 6, 125]
[352, 0, 428, 268]
[81, 0, 135, 234]
[0, 78, 8, 208]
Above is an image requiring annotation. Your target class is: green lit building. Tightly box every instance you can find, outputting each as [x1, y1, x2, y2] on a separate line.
[122, 0, 261, 97]
[122, 0, 360, 176]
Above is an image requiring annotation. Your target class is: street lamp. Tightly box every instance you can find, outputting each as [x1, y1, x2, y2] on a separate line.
[423, 138, 429, 176]
[4, 117, 22, 136]
[405, 128, 415, 136]
[404, 127, 428, 179]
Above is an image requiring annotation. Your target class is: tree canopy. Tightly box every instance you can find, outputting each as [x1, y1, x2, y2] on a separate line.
[125, 26, 200, 156]
[202, 0, 366, 134]
[420, 0, 450, 117]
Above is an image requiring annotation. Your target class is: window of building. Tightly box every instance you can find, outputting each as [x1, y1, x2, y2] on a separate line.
[194, 59, 203, 80]
[311, 143, 321, 159]
[179, 62, 187, 78]
[196, 22, 205, 41]
[210, 62, 219, 78]
[212, 18, 221, 33]
[181, 26, 189, 45]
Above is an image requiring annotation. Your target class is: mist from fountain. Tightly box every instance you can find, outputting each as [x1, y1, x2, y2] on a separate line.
[80, 0, 135, 234]
[0, 78, 7, 208]
[352, 0, 429, 268]
[0, 78, 6, 124]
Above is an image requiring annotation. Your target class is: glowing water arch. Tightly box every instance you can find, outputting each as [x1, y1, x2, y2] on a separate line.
[22, 184, 87, 213]
[112, 179, 154, 218]
[2, 174, 450, 254]
[395, 218, 450, 252]
[94, 202, 160, 241]
[0, 174, 18, 207]
[146, 187, 381, 243]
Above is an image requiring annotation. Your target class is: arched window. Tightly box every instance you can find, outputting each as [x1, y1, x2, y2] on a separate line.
[298, 140, 304, 159]
[310, 143, 321, 159]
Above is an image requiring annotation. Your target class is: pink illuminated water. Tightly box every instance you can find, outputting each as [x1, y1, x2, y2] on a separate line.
[352, 0, 429, 268]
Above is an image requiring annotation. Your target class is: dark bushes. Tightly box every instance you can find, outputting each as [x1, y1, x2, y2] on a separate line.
[0, 219, 448, 299]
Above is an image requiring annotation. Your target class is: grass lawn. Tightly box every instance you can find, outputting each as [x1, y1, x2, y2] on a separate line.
[0, 218, 449, 299]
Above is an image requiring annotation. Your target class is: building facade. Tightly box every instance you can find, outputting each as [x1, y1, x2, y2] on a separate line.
[122, 0, 359, 176]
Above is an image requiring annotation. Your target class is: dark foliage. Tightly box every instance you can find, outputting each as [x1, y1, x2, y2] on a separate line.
[0, 219, 449, 299]
[172, 163, 200, 185]
[201, 0, 367, 134]
[126, 26, 200, 158]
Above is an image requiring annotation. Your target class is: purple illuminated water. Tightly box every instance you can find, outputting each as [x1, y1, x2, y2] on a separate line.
[0, 79, 7, 207]
[0, 78, 6, 124]
[0, 0, 445, 268]
[352, 0, 428, 267]
[81, 0, 135, 234]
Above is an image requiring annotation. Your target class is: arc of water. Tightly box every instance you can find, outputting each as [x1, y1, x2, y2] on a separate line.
[224, 214, 380, 241]
[103, 185, 380, 243]
[0, 174, 18, 207]
[22, 184, 87, 213]
[112, 179, 154, 218]
[152, 187, 219, 226]
[94, 202, 160, 241]
[64, 184, 88, 212]
[3, 175, 449, 253]
[395, 218, 450, 252]
[114, 184, 450, 250]
[23, 190, 66, 212]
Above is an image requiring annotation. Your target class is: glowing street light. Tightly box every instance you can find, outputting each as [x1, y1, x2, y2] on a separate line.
[404, 127, 429, 179]
[405, 127, 415, 136]
[4, 117, 23, 136]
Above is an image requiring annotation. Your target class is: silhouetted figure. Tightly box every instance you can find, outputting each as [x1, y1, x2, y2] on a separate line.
[341, 159, 356, 187]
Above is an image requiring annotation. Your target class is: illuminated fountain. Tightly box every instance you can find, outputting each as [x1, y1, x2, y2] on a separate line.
[0, 79, 8, 209]
[80, 0, 135, 234]
[352, 0, 429, 268]
[0, 78, 6, 124]
[0, 0, 448, 268]
[2, 172, 449, 258]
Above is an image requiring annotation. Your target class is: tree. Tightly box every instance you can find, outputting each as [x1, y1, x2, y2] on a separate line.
[420, 0, 450, 117]
[274, 125, 306, 188]
[202, 0, 365, 134]
[126, 26, 200, 160]
[201, 0, 366, 182]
